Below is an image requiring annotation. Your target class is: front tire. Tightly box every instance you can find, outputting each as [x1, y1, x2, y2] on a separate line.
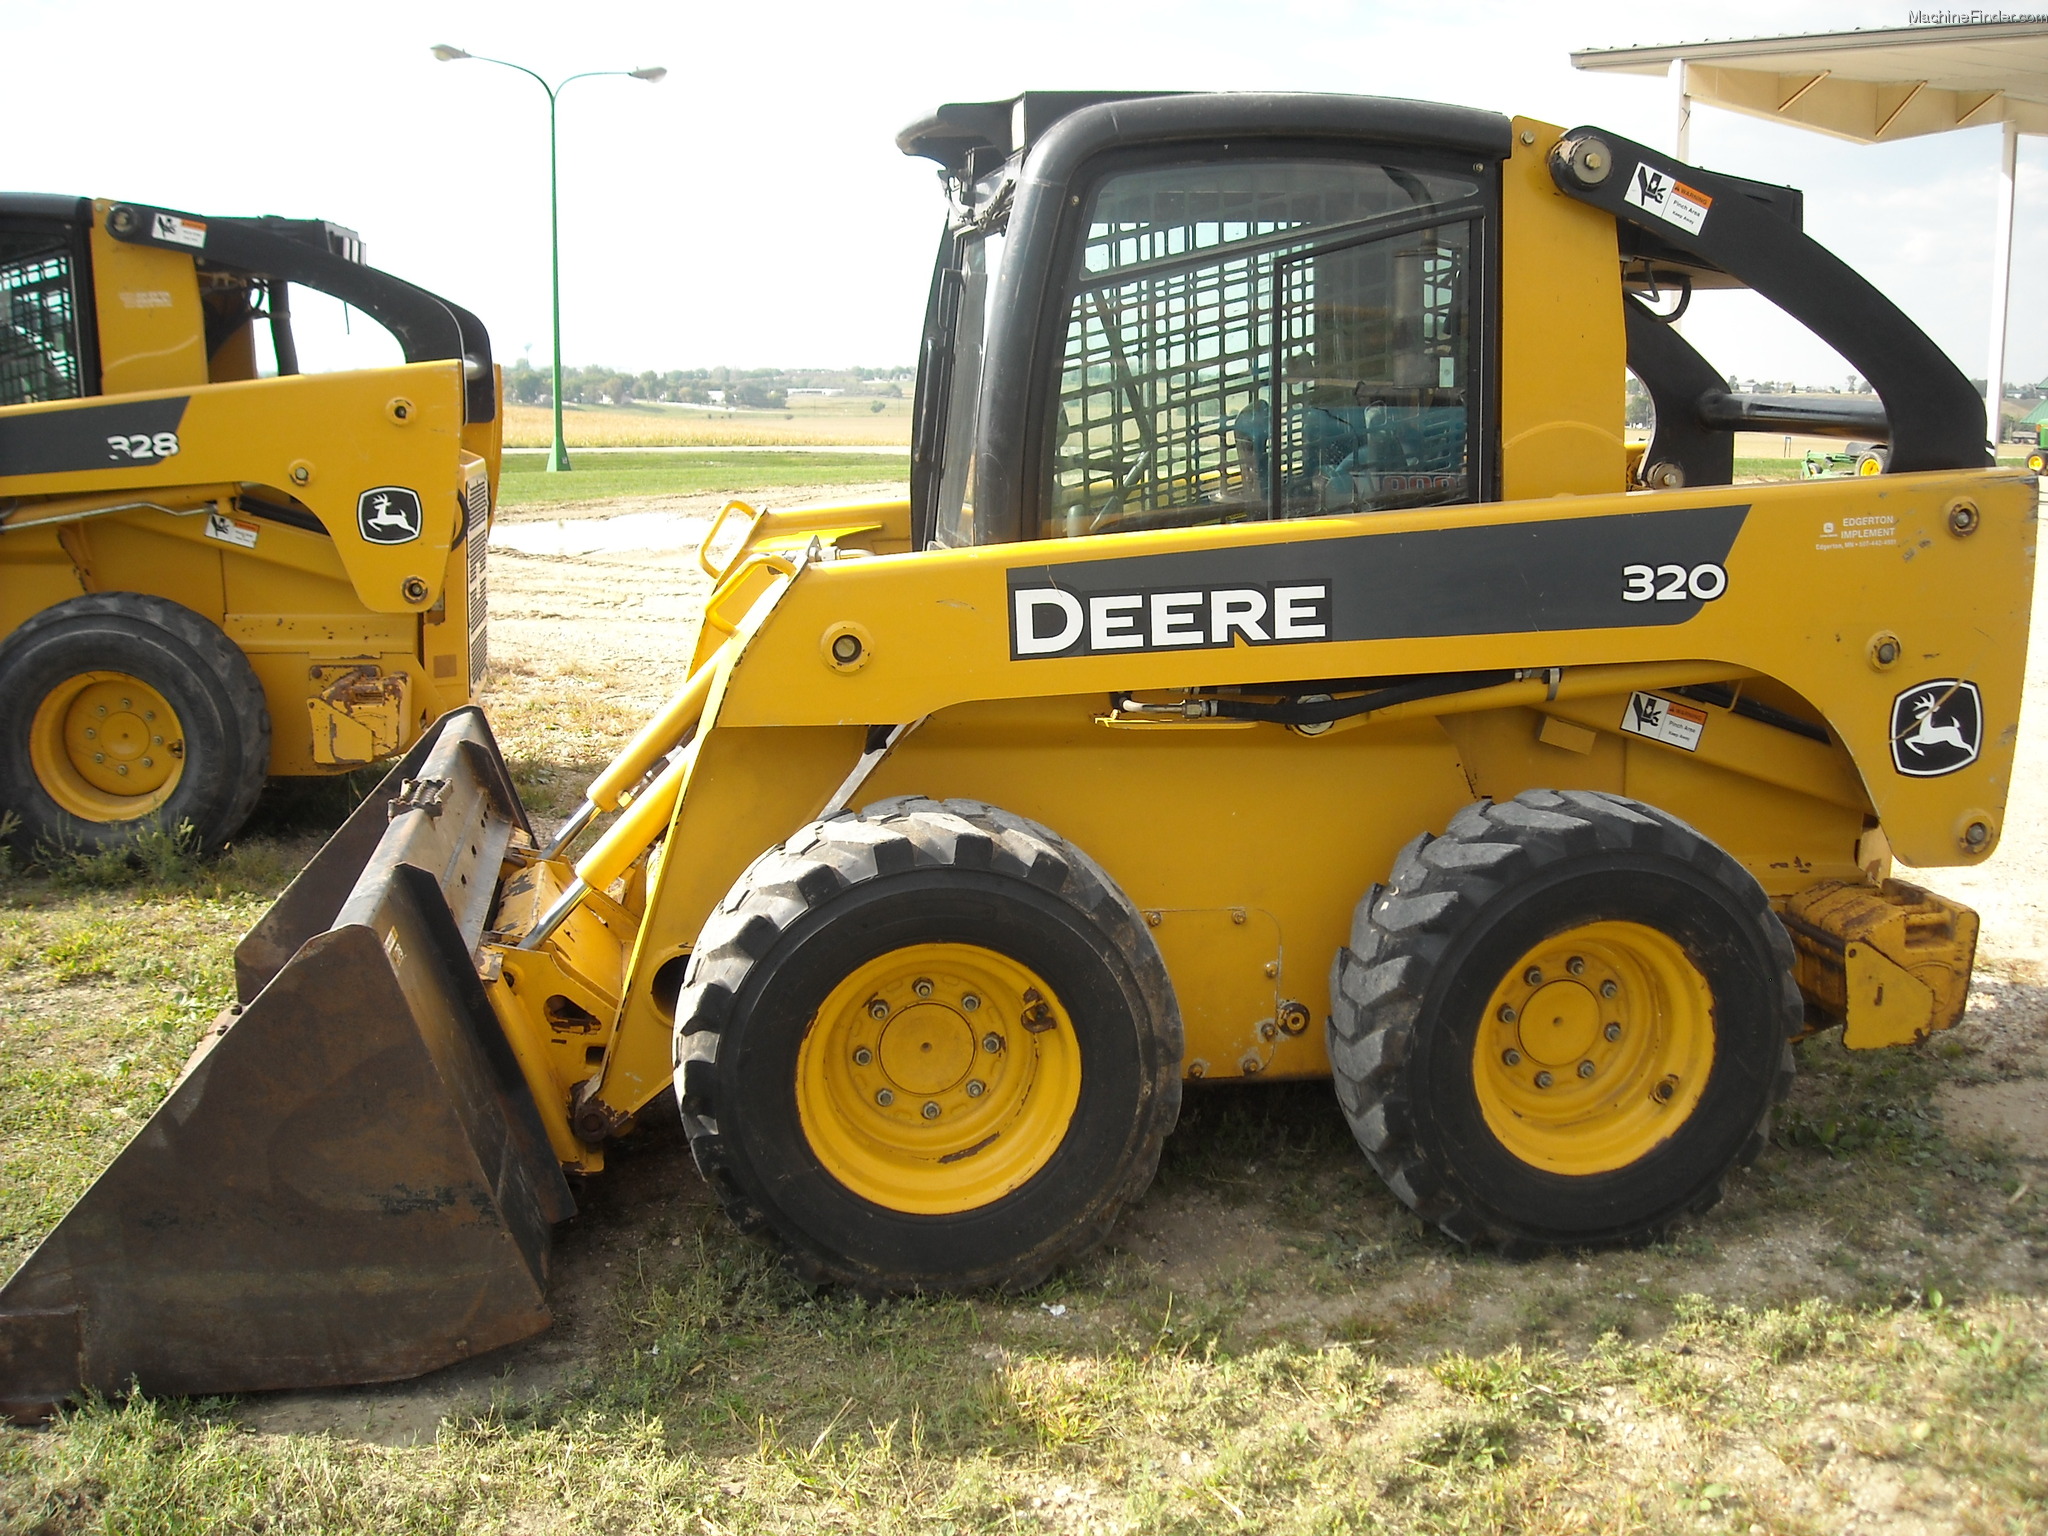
[674, 796, 1181, 1292]
[0, 593, 270, 854]
[1329, 790, 1798, 1249]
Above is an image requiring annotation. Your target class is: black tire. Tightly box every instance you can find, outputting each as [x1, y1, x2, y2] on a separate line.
[0, 593, 270, 854]
[674, 795, 1182, 1292]
[1328, 789, 1798, 1249]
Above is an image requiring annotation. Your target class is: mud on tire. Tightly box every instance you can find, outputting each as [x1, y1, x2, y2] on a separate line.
[674, 796, 1182, 1292]
[1328, 789, 1799, 1250]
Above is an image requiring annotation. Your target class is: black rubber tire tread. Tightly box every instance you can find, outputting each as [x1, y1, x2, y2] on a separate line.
[0, 592, 271, 853]
[1328, 788, 1798, 1250]
[673, 795, 1183, 1293]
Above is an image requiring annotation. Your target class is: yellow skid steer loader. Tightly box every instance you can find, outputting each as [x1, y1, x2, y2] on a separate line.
[0, 195, 499, 852]
[0, 93, 2029, 1418]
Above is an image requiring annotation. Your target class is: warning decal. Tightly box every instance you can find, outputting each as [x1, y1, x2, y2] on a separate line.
[1620, 691, 1707, 752]
[1622, 163, 1712, 236]
[203, 511, 259, 548]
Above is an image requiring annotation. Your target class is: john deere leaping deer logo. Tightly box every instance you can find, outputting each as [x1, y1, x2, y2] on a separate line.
[1889, 679, 1982, 778]
[356, 486, 424, 545]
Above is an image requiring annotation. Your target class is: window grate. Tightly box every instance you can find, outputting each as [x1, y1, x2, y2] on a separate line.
[1, 247, 85, 409]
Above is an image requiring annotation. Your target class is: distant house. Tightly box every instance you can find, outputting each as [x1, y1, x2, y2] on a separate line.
[786, 388, 845, 398]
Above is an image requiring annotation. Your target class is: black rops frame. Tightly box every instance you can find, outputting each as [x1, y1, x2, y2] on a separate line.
[1551, 127, 1987, 474]
[968, 94, 1515, 548]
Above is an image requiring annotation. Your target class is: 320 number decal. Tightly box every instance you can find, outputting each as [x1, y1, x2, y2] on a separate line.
[105, 432, 180, 462]
[1622, 562, 1726, 603]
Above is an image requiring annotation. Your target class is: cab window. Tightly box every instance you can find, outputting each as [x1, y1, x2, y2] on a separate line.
[0, 229, 87, 407]
[1042, 157, 1484, 539]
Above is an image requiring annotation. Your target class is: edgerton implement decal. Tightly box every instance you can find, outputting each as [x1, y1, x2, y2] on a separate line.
[357, 487, 424, 545]
[1006, 504, 1748, 660]
[1890, 680, 1982, 778]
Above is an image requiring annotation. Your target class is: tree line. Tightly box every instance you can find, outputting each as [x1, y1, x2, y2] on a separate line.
[502, 361, 912, 409]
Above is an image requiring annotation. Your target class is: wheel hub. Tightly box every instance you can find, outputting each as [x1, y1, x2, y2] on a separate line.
[1519, 979, 1599, 1065]
[796, 942, 1082, 1214]
[1474, 921, 1716, 1175]
[28, 671, 185, 820]
[878, 1004, 977, 1095]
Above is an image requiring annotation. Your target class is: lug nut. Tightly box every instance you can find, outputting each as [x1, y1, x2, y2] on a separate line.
[913, 977, 934, 999]
[1502, 1049, 1522, 1067]
[84, 728, 96, 739]
[119, 698, 131, 709]
[1578, 1060, 1596, 1079]
[966, 1079, 985, 1097]
[1498, 1005, 1518, 1024]
[868, 999, 889, 1020]
[982, 1033, 1003, 1054]
[921, 1101, 940, 1120]
[141, 757, 153, 768]
[96, 705, 106, 717]
[853, 1047, 873, 1066]
[93, 753, 105, 763]
[1524, 967, 1543, 986]
[1567, 956, 1585, 976]
[1534, 1070, 1554, 1089]
[1604, 1022, 1622, 1042]
[145, 710, 155, 722]
[1600, 980, 1618, 999]
[875, 1088, 894, 1106]
[116, 764, 128, 776]
[961, 993, 980, 1012]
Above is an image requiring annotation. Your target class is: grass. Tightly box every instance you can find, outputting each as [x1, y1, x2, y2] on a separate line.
[502, 399, 911, 450]
[495, 450, 908, 508]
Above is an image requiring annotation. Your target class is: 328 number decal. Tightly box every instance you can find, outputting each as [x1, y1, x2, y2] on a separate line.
[105, 432, 180, 462]
[1622, 562, 1726, 603]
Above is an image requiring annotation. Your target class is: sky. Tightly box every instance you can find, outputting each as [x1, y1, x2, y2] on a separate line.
[7, 0, 2041, 389]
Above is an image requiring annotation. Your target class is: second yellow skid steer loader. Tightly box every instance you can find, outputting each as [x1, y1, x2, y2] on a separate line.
[1, 92, 2030, 1417]
[0, 195, 500, 852]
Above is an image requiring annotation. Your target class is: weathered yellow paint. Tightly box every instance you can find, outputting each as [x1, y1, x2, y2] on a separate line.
[87, 208, 207, 394]
[1499, 119, 1627, 499]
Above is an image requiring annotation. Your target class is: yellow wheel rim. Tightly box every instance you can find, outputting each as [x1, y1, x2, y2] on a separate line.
[1472, 921, 1714, 1175]
[27, 671, 185, 822]
[796, 942, 1082, 1214]
[1857, 455, 1883, 476]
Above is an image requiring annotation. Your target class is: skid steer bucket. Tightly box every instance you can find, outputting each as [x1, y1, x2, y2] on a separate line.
[0, 708, 573, 1422]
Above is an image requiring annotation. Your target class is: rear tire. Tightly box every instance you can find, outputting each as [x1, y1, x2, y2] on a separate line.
[1328, 789, 1798, 1249]
[0, 593, 270, 854]
[675, 796, 1181, 1292]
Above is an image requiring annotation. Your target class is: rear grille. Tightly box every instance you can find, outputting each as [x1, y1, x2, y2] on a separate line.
[464, 471, 490, 689]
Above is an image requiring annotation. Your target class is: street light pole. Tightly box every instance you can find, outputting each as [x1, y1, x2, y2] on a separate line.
[432, 47, 666, 473]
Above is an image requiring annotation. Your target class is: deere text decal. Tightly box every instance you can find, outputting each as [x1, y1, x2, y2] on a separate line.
[1005, 504, 1749, 661]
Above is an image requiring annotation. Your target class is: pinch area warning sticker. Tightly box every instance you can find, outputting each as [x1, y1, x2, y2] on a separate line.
[204, 511, 259, 549]
[1622, 164, 1712, 236]
[1620, 691, 1707, 752]
[151, 212, 207, 250]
